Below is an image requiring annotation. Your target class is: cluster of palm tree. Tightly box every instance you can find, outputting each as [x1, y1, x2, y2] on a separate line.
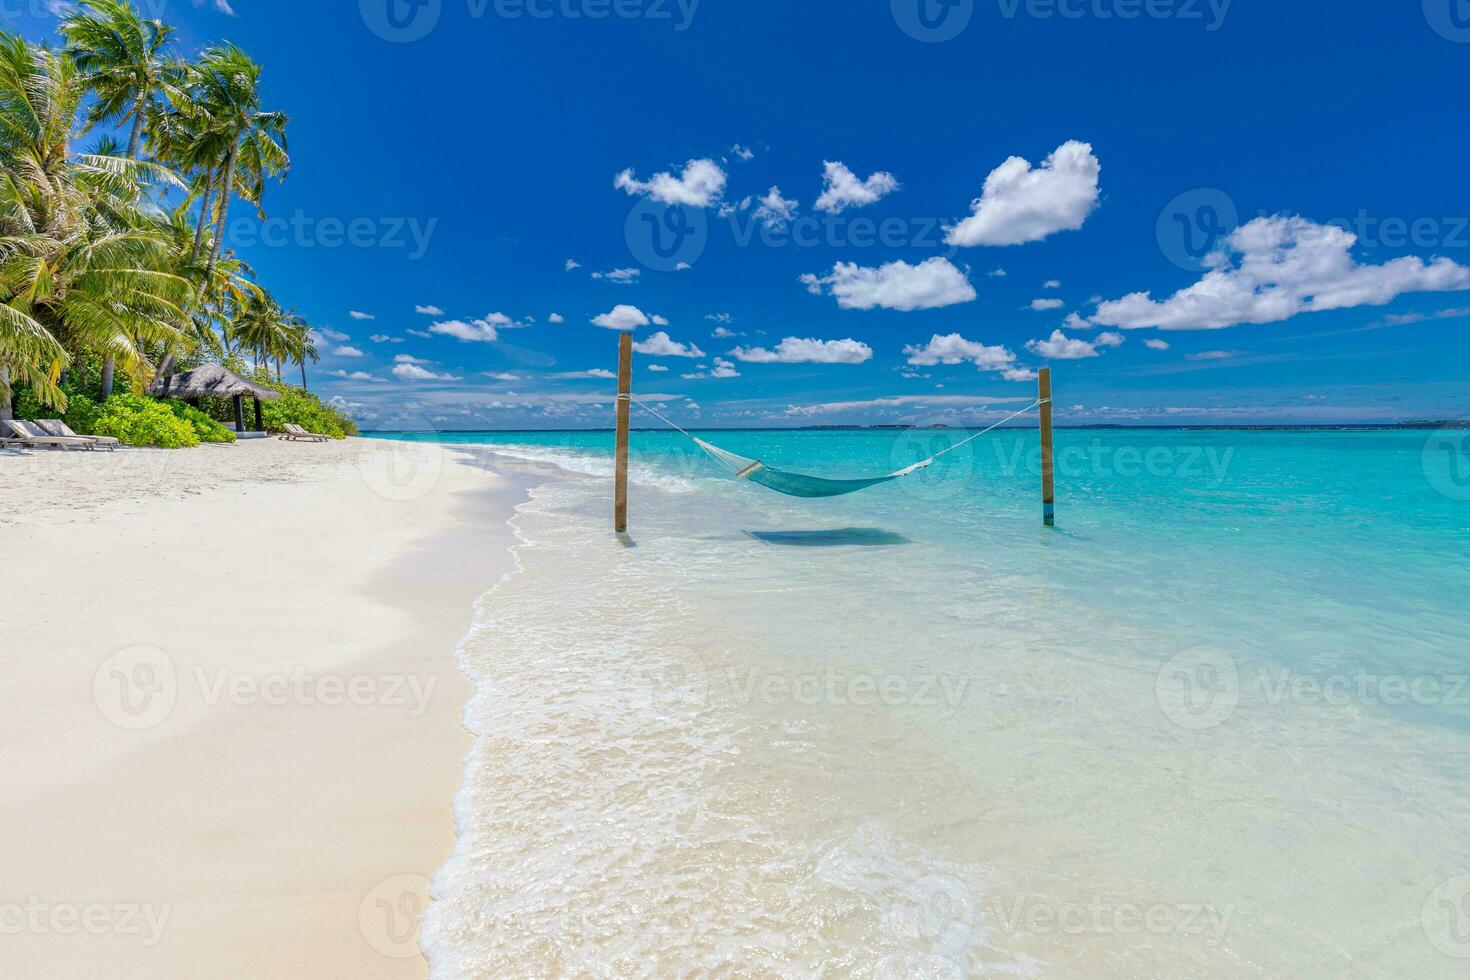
[0, 0, 315, 417]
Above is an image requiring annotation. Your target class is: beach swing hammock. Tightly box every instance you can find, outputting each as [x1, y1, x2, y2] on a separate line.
[629, 398, 1045, 499]
[611, 334, 1058, 530]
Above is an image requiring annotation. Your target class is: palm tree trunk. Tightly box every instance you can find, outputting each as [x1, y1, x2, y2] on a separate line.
[110, 97, 146, 397]
[0, 367, 12, 421]
[190, 172, 215, 266]
[275, 359, 282, 382]
[127, 103, 146, 159]
[205, 140, 240, 278]
[300, 361, 307, 390]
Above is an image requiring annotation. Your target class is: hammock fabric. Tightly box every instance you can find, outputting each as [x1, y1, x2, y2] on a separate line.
[628, 398, 1044, 500]
[693, 439, 923, 499]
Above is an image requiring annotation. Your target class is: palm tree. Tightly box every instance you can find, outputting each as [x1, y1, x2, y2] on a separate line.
[60, 0, 174, 159]
[0, 35, 191, 414]
[61, 0, 176, 398]
[232, 291, 311, 380]
[178, 45, 289, 280]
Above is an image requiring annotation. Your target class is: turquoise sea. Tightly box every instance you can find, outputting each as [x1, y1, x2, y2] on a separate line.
[367, 427, 1470, 977]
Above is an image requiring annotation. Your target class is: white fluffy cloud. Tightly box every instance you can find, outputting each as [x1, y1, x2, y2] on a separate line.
[564, 259, 581, 272]
[1030, 298, 1065, 311]
[332, 345, 365, 357]
[903, 333, 1019, 373]
[800, 257, 976, 311]
[590, 304, 653, 330]
[326, 370, 382, 382]
[729, 337, 873, 365]
[429, 313, 522, 343]
[1091, 215, 1470, 331]
[548, 313, 565, 323]
[682, 357, 741, 379]
[349, 310, 374, 321]
[1145, 338, 1171, 350]
[614, 158, 727, 207]
[592, 267, 641, 284]
[814, 161, 899, 214]
[415, 304, 445, 316]
[648, 364, 669, 372]
[1027, 329, 1124, 360]
[945, 140, 1101, 247]
[392, 362, 460, 381]
[633, 331, 706, 358]
[753, 186, 799, 230]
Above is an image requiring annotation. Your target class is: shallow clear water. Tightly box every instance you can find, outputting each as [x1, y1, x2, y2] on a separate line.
[368, 427, 1470, 978]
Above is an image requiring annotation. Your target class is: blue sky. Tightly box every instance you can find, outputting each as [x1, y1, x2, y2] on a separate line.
[11, 0, 1470, 428]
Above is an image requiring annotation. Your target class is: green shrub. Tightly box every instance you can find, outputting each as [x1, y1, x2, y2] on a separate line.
[163, 399, 236, 443]
[254, 379, 359, 439]
[90, 393, 200, 448]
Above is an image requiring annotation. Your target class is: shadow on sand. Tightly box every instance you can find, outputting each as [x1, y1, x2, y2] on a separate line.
[744, 528, 911, 548]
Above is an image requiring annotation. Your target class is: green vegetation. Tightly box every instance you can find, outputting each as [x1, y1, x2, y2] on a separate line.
[0, 1, 342, 438]
[90, 393, 209, 448]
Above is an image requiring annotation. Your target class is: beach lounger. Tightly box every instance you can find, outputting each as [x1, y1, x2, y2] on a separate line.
[283, 423, 329, 442]
[34, 419, 118, 451]
[1, 419, 96, 450]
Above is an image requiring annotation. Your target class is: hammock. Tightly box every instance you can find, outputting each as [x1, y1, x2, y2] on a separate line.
[630, 398, 1043, 499]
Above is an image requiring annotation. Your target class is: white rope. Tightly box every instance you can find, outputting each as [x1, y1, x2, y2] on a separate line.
[894, 399, 1043, 474]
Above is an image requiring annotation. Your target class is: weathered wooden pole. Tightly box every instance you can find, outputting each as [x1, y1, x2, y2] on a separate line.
[232, 393, 245, 433]
[1039, 367, 1055, 527]
[614, 332, 633, 533]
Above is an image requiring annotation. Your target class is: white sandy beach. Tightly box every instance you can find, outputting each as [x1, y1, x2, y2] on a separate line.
[0, 438, 523, 978]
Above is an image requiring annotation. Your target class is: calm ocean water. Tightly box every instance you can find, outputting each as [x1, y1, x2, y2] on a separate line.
[367, 427, 1470, 977]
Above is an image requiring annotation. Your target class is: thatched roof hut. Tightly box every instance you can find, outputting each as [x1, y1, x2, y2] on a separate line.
[147, 364, 280, 434]
[147, 364, 281, 403]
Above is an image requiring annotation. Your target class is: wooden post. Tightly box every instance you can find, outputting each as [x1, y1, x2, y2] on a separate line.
[253, 396, 263, 432]
[1039, 368, 1055, 527]
[232, 393, 245, 433]
[614, 332, 633, 533]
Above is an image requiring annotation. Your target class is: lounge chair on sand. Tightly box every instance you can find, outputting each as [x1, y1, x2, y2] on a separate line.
[35, 419, 119, 451]
[281, 422, 329, 443]
[1, 419, 98, 450]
